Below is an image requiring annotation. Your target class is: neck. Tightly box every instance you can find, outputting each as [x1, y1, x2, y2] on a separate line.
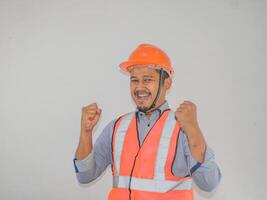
[143, 100, 166, 118]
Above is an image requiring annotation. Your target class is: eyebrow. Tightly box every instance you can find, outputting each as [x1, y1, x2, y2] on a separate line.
[130, 76, 137, 79]
[130, 74, 154, 79]
[143, 75, 154, 78]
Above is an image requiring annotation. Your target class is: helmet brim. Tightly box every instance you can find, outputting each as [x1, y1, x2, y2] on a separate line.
[119, 61, 174, 75]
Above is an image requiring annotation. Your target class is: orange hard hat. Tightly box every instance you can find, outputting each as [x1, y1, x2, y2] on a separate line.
[119, 44, 174, 75]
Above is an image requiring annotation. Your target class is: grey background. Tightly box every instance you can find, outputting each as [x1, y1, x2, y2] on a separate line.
[0, 0, 266, 199]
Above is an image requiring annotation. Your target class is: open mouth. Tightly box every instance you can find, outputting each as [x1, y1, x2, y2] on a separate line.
[134, 91, 151, 101]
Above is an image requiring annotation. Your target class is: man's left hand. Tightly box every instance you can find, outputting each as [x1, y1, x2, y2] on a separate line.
[175, 101, 200, 134]
[175, 101, 206, 163]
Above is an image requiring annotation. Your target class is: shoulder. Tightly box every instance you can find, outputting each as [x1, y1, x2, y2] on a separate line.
[101, 112, 135, 139]
[114, 111, 136, 124]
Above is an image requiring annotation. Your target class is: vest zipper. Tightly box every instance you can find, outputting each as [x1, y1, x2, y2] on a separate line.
[128, 113, 141, 200]
[128, 149, 141, 200]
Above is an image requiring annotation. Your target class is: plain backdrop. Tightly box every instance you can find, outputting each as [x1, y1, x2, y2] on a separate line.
[0, 0, 266, 199]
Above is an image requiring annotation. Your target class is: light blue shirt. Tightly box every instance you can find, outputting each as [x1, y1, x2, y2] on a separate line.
[73, 102, 221, 192]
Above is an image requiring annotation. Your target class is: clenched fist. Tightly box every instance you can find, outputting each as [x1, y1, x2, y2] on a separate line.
[175, 101, 207, 163]
[81, 103, 102, 135]
[175, 101, 199, 134]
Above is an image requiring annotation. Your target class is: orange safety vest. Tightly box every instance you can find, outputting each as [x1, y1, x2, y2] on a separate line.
[108, 109, 194, 200]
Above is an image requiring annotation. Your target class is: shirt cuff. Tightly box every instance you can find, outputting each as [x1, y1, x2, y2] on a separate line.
[190, 145, 214, 174]
[73, 152, 96, 173]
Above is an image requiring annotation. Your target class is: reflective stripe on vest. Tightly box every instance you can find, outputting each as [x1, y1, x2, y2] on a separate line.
[113, 176, 192, 193]
[154, 111, 176, 180]
[113, 112, 135, 176]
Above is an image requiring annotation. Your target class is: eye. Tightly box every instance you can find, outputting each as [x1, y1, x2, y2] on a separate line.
[144, 78, 153, 83]
[130, 78, 138, 83]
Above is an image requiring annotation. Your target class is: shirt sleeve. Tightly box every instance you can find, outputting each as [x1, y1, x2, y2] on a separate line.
[181, 130, 222, 192]
[73, 119, 116, 184]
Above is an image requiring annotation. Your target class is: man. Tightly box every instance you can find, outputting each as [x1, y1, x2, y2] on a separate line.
[74, 44, 221, 199]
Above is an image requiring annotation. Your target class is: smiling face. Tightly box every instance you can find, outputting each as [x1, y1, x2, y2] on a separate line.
[130, 66, 172, 113]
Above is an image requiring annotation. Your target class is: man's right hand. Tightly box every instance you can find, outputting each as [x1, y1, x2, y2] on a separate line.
[76, 103, 102, 160]
[81, 103, 102, 136]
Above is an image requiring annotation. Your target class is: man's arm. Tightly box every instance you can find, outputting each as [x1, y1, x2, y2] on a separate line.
[73, 103, 114, 184]
[73, 119, 115, 184]
[175, 101, 206, 163]
[182, 131, 221, 192]
[75, 103, 101, 160]
[175, 101, 221, 191]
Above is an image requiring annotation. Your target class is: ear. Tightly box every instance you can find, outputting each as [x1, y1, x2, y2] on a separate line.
[164, 77, 172, 90]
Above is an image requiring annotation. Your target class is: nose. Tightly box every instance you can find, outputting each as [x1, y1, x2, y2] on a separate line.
[136, 80, 146, 89]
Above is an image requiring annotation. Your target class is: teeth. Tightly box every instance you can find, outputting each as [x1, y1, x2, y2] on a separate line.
[138, 94, 149, 97]
[135, 91, 150, 99]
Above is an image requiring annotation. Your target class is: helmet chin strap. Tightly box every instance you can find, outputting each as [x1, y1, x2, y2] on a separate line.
[138, 68, 164, 114]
